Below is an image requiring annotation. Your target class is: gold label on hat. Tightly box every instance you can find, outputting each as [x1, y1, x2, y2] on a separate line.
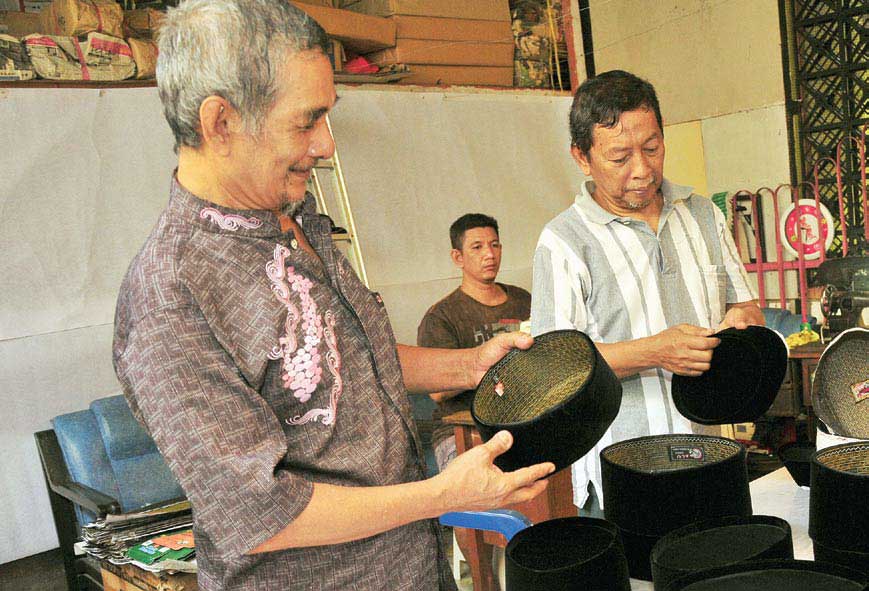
[669, 445, 705, 461]
[851, 379, 869, 403]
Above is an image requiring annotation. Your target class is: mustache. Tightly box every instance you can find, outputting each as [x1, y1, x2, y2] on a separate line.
[289, 159, 317, 173]
[626, 179, 657, 191]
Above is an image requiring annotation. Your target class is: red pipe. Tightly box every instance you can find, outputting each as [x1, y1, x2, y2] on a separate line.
[764, 186, 786, 309]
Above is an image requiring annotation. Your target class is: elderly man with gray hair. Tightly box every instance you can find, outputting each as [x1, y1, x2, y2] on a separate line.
[112, 1, 554, 590]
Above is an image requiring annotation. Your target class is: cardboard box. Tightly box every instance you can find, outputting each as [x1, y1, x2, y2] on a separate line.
[294, 0, 333, 6]
[326, 37, 344, 71]
[392, 15, 512, 42]
[290, 2, 394, 54]
[402, 64, 512, 86]
[342, 0, 510, 22]
[366, 38, 513, 67]
[0, 10, 41, 37]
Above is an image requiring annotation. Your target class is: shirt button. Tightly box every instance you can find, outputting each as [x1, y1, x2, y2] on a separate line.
[290, 238, 299, 249]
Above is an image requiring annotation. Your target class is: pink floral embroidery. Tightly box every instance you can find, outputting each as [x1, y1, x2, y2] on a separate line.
[200, 207, 262, 231]
[266, 245, 323, 403]
[287, 311, 343, 426]
[266, 246, 345, 426]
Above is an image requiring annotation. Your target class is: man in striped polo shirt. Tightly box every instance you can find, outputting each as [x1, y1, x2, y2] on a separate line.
[531, 70, 764, 515]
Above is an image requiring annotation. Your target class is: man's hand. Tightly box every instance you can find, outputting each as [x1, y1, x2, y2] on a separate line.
[433, 431, 554, 512]
[718, 301, 765, 331]
[468, 331, 533, 388]
[650, 324, 720, 376]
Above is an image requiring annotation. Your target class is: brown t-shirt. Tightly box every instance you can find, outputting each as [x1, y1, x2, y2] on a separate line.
[416, 284, 531, 449]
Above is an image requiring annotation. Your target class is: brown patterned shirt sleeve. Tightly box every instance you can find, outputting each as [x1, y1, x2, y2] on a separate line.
[116, 304, 314, 558]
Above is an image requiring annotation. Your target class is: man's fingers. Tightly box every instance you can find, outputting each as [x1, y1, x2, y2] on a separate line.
[502, 330, 533, 351]
[503, 479, 550, 505]
[505, 461, 556, 488]
[678, 324, 716, 337]
[481, 430, 514, 460]
[689, 335, 720, 350]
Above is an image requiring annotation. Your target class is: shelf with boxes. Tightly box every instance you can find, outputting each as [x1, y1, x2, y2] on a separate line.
[0, 0, 159, 82]
[1, 0, 574, 91]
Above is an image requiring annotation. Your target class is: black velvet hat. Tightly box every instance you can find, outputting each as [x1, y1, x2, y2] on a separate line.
[601, 434, 752, 580]
[671, 326, 788, 425]
[777, 441, 814, 487]
[809, 441, 869, 575]
[472, 330, 622, 473]
[505, 517, 631, 591]
[811, 328, 869, 439]
[650, 515, 793, 591]
[662, 559, 869, 591]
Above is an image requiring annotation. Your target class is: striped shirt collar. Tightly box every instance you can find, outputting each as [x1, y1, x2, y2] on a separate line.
[573, 178, 695, 226]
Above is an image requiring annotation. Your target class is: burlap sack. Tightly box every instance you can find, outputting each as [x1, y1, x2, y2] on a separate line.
[0, 33, 35, 80]
[40, 0, 123, 38]
[123, 8, 163, 39]
[23, 32, 134, 81]
[127, 36, 156, 79]
[0, 11, 42, 38]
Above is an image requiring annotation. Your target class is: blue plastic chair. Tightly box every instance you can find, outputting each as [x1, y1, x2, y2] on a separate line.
[35, 394, 184, 591]
[439, 509, 532, 542]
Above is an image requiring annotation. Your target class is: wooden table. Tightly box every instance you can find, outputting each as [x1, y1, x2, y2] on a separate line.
[101, 561, 197, 591]
[788, 340, 828, 435]
[443, 410, 576, 591]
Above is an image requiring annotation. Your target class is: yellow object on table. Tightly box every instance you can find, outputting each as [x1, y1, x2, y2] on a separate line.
[785, 323, 820, 348]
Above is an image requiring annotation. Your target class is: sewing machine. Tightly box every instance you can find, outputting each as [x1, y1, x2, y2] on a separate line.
[817, 256, 869, 339]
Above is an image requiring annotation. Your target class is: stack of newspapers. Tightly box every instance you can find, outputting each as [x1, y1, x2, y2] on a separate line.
[80, 499, 194, 567]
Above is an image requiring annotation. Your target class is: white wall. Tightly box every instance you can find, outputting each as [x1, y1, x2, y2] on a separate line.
[0, 85, 581, 564]
[590, 0, 785, 125]
[0, 87, 175, 563]
[328, 88, 580, 342]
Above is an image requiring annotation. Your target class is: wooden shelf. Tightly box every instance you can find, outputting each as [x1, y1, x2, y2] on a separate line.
[0, 78, 570, 95]
[0, 79, 156, 88]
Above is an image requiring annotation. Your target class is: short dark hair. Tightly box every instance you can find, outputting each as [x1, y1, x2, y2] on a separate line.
[568, 70, 663, 154]
[449, 213, 499, 250]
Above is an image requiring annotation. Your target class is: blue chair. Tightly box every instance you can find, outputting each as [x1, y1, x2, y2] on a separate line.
[440, 510, 532, 590]
[440, 510, 532, 541]
[34, 395, 184, 591]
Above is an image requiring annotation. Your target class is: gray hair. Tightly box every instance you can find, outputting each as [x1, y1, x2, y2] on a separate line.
[156, 0, 330, 151]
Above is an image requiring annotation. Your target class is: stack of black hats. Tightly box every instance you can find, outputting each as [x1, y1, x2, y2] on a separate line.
[650, 515, 793, 590]
[662, 559, 869, 590]
[810, 441, 869, 575]
[600, 434, 752, 580]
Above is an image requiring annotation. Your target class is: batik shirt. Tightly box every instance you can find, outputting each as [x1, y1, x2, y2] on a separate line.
[531, 179, 756, 509]
[113, 178, 455, 591]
